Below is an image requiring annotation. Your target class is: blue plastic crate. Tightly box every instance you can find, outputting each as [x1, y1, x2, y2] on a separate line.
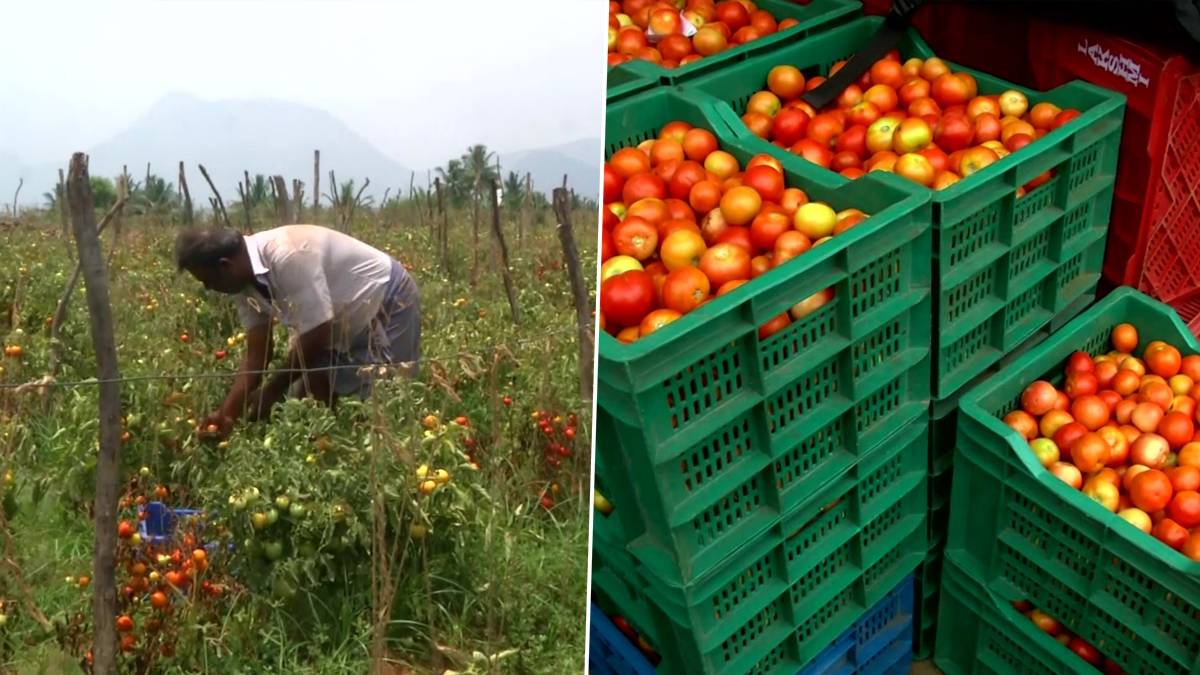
[136, 501, 231, 555]
[590, 603, 656, 675]
[797, 575, 914, 675]
[138, 501, 204, 545]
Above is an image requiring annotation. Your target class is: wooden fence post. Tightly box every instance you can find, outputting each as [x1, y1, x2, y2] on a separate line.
[490, 179, 521, 324]
[178, 161, 194, 226]
[66, 152, 123, 675]
[435, 178, 449, 277]
[313, 150, 321, 218]
[271, 175, 292, 225]
[293, 179, 305, 223]
[58, 169, 72, 261]
[197, 164, 231, 228]
[551, 184, 594, 406]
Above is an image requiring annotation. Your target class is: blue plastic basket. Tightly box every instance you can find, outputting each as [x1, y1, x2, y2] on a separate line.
[797, 575, 914, 675]
[136, 501, 231, 555]
[590, 603, 656, 675]
[138, 501, 204, 545]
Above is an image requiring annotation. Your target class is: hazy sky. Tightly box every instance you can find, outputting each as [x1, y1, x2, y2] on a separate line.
[0, 0, 606, 168]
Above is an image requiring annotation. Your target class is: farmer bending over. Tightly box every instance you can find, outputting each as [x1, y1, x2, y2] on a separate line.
[174, 225, 420, 440]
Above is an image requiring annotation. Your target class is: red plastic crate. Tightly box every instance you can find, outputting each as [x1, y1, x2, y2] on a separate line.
[858, 0, 1037, 87]
[1028, 20, 1200, 308]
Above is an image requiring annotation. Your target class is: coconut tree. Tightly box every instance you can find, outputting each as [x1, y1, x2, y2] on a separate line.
[503, 171, 524, 215]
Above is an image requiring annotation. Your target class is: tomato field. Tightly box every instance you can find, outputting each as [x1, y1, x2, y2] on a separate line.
[0, 180, 596, 673]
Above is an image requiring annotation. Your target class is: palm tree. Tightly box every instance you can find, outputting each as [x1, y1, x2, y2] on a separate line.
[503, 171, 524, 213]
[463, 144, 498, 199]
[43, 184, 63, 210]
[436, 159, 470, 206]
[131, 173, 179, 215]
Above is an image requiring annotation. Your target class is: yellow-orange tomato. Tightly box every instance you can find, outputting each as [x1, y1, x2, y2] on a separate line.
[660, 230, 708, 271]
[719, 186, 763, 226]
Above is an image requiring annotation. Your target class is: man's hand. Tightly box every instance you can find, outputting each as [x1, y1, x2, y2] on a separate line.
[245, 372, 292, 422]
[196, 411, 234, 442]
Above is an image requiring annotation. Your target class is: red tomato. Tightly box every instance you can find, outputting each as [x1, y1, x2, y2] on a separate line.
[742, 165, 785, 204]
[661, 267, 711, 314]
[603, 164, 624, 203]
[699, 243, 752, 288]
[758, 313, 791, 340]
[612, 217, 658, 261]
[1167, 490, 1200, 528]
[600, 270, 657, 328]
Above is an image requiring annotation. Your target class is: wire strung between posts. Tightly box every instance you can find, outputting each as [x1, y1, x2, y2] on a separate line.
[0, 328, 577, 391]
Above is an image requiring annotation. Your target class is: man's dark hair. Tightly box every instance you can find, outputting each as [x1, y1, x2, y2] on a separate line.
[174, 228, 243, 271]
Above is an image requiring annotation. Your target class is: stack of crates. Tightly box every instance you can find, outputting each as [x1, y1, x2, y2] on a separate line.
[597, 7, 1126, 669]
[936, 288, 1200, 675]
[593, 82, 933, 674]
[670, 15, 1124, 658]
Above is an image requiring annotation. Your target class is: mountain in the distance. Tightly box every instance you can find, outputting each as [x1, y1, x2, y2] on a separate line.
[497, 137, 600, 199]
[2, 94, 599, 208]
[85, 92, 412, 204]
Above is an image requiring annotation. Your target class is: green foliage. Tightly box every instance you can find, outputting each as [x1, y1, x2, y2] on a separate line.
[0, 195, 596, 673]
[89, 176, 117, 211]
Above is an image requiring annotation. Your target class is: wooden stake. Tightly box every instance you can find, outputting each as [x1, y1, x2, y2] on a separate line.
[10, 178, 22, 220]
[327, 170, 341, 227]
[490, 178, 521, 324]
[58, 168, 71, 261]
[521, 172, 531, 244]
[552, 185, 593, 406]
[313, 150, 321, 216]
[237, 173, 252, 232]
[67, 153, 122, 675]
[435, 177, 449, 276]
[271, 175, 292, 225]
[178, 161, 194, 226]
[293, 179, 305, 222]
[471, 180, 481, 287]
[197, 164, 231, 228]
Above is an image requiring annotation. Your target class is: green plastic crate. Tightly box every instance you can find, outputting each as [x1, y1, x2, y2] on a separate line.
[912, 542, 945, 661]
[605, 0, 859, 104]
[935, 552, 1104, 675]
[595, 417, 928, 675]
[949, 287, 1200, 675]
[914, 292, 1091, 661]
[680, 15, 1126, 400]
[598, 86, 932, 584]
[592, 512, 665, 655]
[608, 59, 658, 103]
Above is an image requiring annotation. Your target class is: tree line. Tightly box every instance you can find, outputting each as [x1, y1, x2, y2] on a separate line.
[39, 143, 597, 221]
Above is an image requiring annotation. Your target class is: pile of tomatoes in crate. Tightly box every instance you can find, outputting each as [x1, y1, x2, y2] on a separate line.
[1006, 323, 1200, 561]
[600, 121, 866, 343]
[739, 51, 1082, 191]
[1013, 601, 1124, 674]
[608, 1, 796, 69]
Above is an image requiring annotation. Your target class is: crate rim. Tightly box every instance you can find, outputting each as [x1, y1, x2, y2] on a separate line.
[605, 0, 861, 83]
[956, 285, 1200, 575]
[694, 14, 1128, 201]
